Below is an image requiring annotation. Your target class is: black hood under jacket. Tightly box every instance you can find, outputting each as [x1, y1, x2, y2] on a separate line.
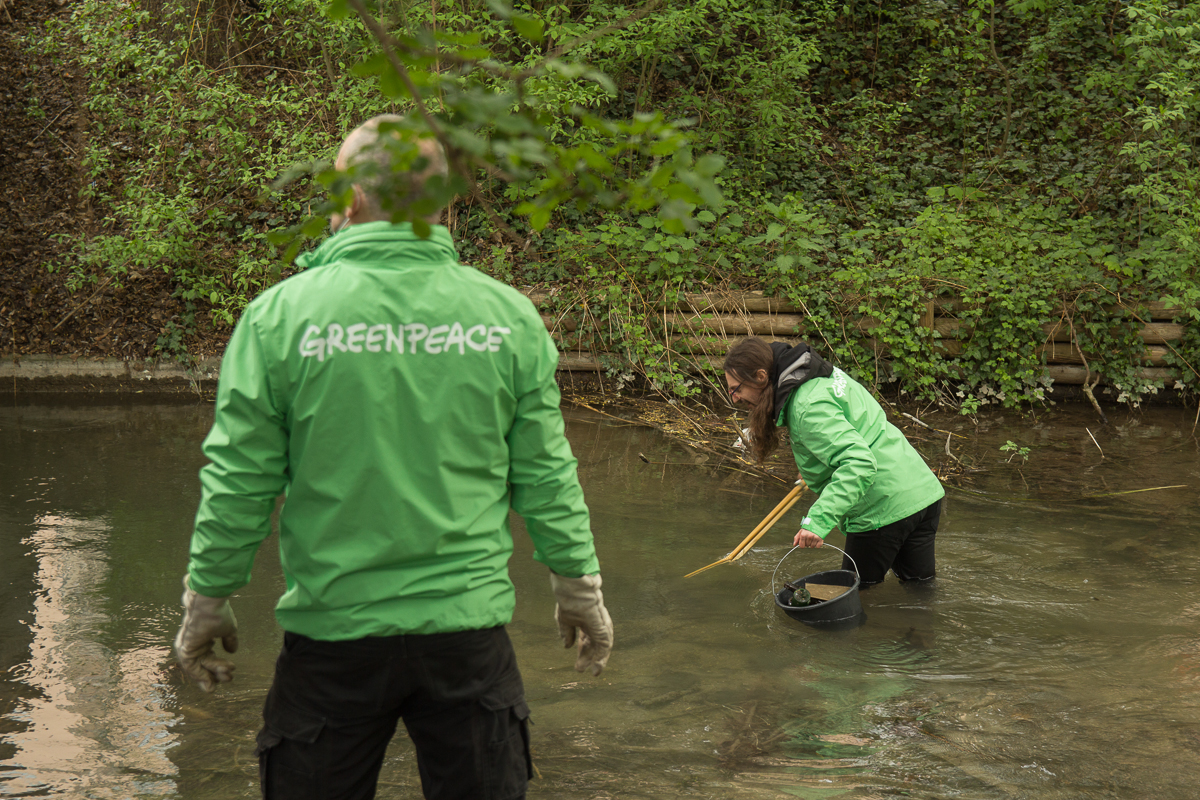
[770, 341, 835, 415]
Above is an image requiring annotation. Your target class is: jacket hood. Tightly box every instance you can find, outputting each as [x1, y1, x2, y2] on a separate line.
[770, 340, 834, 413]
[295, 221, 459, 270]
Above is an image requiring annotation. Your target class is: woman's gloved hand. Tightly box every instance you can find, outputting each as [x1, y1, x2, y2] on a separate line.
[550, 572, 613, 676]
[174, 575, 239, 692]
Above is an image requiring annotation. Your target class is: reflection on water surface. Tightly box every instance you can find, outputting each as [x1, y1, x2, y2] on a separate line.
[1, 399, 1198, 798]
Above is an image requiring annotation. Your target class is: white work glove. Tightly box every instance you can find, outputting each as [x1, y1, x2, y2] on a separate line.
[174, 575, 239, 692]
[550, 572, 613, 677]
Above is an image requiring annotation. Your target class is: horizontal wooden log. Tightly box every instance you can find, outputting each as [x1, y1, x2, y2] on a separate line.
[526, 288, 803, 314]
[919, 317, 1182, 344]
[934, 298, 1189, 320]
[666, 334, 793, 354]
[931, 338, 962, 356]
[1040, 320, 1183, 344]
[663, 312, 805, 336]
[540, 310, 807, 336]
[1038, 343, 1170, 366]
[555, 351, 725, 373]
[675, 291, 801, 314]
[540, 313, 579, 332]
[558, 353, 602, 371]
[1044, 365, 1181, 388]
[929, 339, 1169, 365]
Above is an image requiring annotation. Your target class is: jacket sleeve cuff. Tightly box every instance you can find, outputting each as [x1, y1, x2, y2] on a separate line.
[185, 568, 240, 599]
[800, 515, 833, 539]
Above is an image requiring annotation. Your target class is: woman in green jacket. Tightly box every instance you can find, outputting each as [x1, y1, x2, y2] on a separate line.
[724, 337, 944, 588]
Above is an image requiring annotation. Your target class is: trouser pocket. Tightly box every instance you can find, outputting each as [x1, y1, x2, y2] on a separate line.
[256, 696, 327, 799]
[481, 697, 532, 800]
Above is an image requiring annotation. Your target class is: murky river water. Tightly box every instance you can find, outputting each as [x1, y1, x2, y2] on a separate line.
[2, 397, 1199, 799]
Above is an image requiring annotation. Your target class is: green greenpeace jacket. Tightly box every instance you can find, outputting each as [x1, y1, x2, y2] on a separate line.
[187, 222, 600, 640]
[779, 367, 944, 538]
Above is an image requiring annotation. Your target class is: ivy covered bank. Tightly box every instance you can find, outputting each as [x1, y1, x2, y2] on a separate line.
[11, 0, 1200, 410]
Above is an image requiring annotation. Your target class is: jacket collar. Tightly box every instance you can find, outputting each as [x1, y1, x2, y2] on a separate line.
[770, 340, 834, 417]
[296, 221, 459, 269]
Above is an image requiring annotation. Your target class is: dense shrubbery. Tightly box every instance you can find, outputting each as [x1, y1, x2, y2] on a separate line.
[31, 0, 1200, 408]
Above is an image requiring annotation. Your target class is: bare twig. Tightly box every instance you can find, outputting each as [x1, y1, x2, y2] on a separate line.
[944, 432, 960, 463]
[1085, 427, 1104, 458]
[1082, 485, 1187, 498]
[29, 105, 72, 146]
[1063, 313, 1108, 424]
[52, 272, 120, 332]
[902, 412, 932, 429]
[897, 410, 968, 439]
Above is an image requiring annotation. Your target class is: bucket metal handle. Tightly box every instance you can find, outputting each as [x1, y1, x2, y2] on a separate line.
[771, 542, 859, 597]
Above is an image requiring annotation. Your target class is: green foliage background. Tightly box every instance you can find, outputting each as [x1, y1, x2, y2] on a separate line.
[26, 0, 1200, 409]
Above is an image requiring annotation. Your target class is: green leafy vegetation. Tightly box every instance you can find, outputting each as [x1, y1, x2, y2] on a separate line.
[1000, 440, 1031, 464]
[32, 0, 1200, 409]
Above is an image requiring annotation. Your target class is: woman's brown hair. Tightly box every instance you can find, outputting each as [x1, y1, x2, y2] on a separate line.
[723, 337, 779, 463]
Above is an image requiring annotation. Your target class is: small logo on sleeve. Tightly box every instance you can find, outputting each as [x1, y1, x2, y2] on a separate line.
[830, 368, 847, 398]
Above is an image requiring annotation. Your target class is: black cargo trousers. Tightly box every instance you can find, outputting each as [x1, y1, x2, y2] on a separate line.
[255, 626, 532, 800]
[841, 498, 942, 588]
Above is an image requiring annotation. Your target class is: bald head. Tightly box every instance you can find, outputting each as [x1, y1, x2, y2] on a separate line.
[333, 115, 449, 226]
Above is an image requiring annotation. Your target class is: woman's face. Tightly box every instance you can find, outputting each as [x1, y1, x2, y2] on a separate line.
[725, 369, 768, 406]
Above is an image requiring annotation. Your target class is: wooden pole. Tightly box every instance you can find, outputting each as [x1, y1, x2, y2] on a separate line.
[683, 482, 807, 578]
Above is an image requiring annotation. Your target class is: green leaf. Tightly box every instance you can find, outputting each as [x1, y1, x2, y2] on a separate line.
[351, 53, 389, 78]
[660, 216, 686, 235]
[379, 67, 409, 101]
[484, 0, 514, 19]
[325, 0, 350, 21]
[301, 216, 327, 238]
[511, 15, 544, 43]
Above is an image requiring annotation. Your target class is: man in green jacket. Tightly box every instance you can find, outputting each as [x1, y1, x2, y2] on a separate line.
[724, 337, 944, 587]
[173, 115, 613, 800]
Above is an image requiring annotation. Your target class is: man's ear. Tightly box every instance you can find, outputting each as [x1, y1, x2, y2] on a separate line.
[348, 185, 367, 218]
[756, 368, 770, 385]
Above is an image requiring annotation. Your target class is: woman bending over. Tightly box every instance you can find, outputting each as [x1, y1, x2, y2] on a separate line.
[724, 337, 944, 588]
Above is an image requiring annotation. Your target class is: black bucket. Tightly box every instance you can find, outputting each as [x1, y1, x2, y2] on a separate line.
[773, 544, 866, 629]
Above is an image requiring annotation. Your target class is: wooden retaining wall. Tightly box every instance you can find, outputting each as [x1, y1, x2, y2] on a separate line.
[524, 289, 1192, 388]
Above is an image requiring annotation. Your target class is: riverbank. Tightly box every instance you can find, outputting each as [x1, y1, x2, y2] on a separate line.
[7, 348, 1191, 496]
[5, 348, 1189, 406]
